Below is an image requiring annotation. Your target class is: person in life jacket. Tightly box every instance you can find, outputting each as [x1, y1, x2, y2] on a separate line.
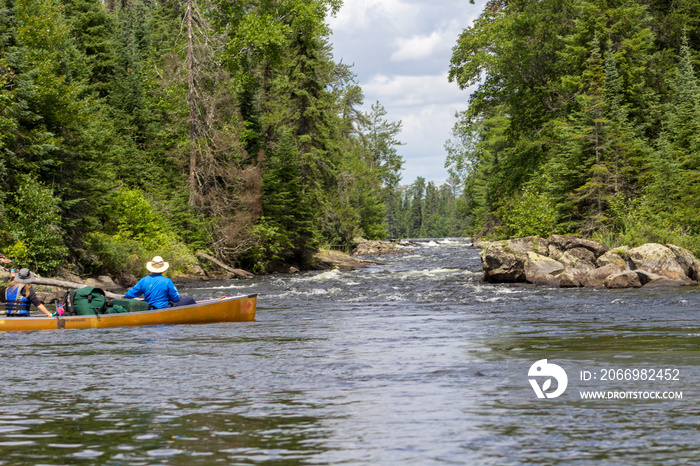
[124, 256, 196, 310]
[5, 268, 52, 316]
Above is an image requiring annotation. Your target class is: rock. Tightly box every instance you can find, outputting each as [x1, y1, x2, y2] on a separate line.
[634, 269, 663, 286]
[314, 249, 369, 271]
[353, 237, 407, 255]
[509, 236, 550, 256]
[83, 278, 101, 288]
[479, 241, 527, 282]
[643, 277, 698, 289]
[596, 248, 629, 270]
[477, 235, 700, 289]
[666, 244, 700, 280]
[189, 264, 207, 277]
[473, 238, 487, 249]
[547, 234, 609, 258]
[559, 268, 584, 288]
[628, 243, 688, 280]
[580, 264, 622, 288]
[289, 266, 300, 274]
[523, 251, 565, 283]
[97, 275, 121, 292]
[547, 243, 564, 261]
[532, 273, 562, 287]
[605, 271, 642, 289]
[558, 251, 596, 271]
[115, 272, 138, 288]
[57, 269, 83, 284]
[567, 247, 597, 264]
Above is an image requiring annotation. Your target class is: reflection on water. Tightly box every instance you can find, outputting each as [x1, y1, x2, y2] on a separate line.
[1, 238, 699, 464]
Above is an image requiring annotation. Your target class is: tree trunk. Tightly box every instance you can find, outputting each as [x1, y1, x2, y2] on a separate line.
[195, 251, 255, 279]
[187, 0, 197, 206]
[28, 277, 125, 299]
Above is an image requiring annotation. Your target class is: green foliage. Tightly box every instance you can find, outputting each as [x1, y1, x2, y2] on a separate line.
[90, 188, 197, 275]
[3, 175, 67, 273]
[595, 194, 700, 257]
[495, 185, 559, 239]
[85, 231, 141, 275]
[448, 0, 700, 246]
[242, 219, 293, 274]
[0, 0, 410, 277]
[387, 176, 467, 239]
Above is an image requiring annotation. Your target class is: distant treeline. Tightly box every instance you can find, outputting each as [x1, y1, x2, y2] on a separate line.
[446, 0, 700, 255]
[0, 0, 414, 275]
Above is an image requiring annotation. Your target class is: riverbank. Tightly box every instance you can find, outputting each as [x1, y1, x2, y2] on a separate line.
[477, 235, 700, 289]
[0, 238, 408, 305]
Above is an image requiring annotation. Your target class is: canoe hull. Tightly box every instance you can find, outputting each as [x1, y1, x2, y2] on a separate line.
[0, 294, 257, 331]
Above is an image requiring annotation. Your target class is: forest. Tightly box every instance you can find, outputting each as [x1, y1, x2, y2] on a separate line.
[8, 0, 693, 279]
[446, 0, 700, 255]
[0, 0, 436, 277]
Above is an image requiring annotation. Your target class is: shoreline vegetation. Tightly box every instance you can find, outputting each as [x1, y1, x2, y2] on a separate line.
[7, 1, 700, 287]
[446, 1, 700, 258]
[0, 0, 464, 284]
[0, 238, 408, 305]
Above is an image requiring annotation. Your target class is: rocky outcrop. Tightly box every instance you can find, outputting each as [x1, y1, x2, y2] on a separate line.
[313, 249, 384, 271]
[479, 236, 699, 289]
[352, 237, 411, 255]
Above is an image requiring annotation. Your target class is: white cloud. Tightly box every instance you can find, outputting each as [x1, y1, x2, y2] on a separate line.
[391, 31, 443, 61]
[357, 74, 473, 184]
[362, 73, 465, 107]
[328, 0, 488, 184]
[327, 0, 413, 31]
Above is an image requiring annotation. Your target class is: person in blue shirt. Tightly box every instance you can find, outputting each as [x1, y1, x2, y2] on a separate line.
[124, 256, 196, 309]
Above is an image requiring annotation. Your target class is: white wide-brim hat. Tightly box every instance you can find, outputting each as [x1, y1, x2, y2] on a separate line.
[146, 256, 170, 274]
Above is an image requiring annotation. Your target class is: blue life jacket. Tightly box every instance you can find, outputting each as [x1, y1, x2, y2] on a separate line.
[5, 284, 31, 316]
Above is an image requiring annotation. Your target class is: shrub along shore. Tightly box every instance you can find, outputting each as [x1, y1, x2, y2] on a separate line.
[0, 238, 405, 306]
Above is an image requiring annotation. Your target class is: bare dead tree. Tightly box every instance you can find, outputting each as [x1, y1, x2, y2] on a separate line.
[158, 0, 262, 263]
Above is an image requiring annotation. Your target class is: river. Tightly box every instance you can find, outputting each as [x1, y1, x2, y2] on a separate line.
[1, 238, 699, 464]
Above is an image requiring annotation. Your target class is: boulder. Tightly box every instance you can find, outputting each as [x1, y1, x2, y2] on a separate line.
[531, 273, 562, 287]
[353, 237, 407, 255]
[666, 244, 700, 281]
[477, 236, 700, 289]
[83, 278, 102, 289]
[627, 243, 688, 280]
[509, 236, 550, 256]
[57, 269, 83, 284]
[523, 252, 564, 284]
[547, 243, 564, 261]
[605, 271, 642, 289]
[115, 272, 138, 288]
[547, 234, 609, 258]
[596, 248, 629, 270]
[97, 275, 121, 292]
[634, 269, 663, 286]
[524, 251, 564, 276]
[315, 249, 369, 271]
[567, 247, 597, 264]
[559, 268, 584, 288]
[580, 264, 622, 288]
[479, 242, 526, 282]
[643, 277, 698, 289]
[558, 251, 596, 271]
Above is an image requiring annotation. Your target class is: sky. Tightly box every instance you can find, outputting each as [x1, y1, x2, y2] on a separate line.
[327, 0, 487, 186]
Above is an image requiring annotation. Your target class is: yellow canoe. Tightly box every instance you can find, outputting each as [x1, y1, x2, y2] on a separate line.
[0, 294, 257, 331]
